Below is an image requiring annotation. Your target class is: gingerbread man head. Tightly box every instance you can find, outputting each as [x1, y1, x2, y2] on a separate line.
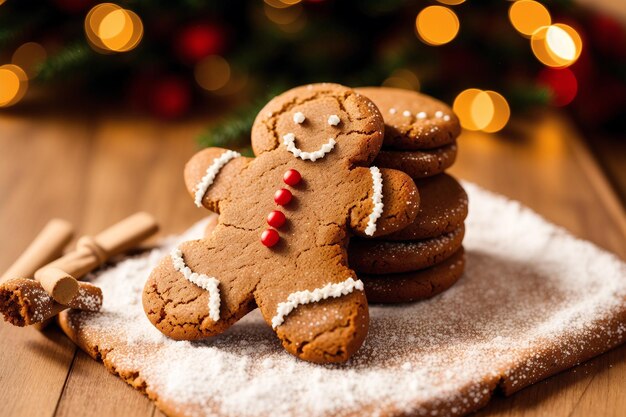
[143, 84, 420, 363]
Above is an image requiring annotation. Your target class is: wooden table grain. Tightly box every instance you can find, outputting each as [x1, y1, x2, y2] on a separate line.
[0, 109, 624, 417]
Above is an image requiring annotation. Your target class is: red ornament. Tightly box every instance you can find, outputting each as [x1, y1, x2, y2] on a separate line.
[261, 229, 280, 247]
[150, 76, 191, 119]
[274, 188, 293, 206]
[267, 211, 286, 228]
[176, 24, 226, 63]
[283, 169, 302, 186]
[537, 68, 578, 107]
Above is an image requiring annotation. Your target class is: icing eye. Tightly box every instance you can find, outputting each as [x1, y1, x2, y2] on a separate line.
[293, 112, 305, 124]
[327, 115, 340, 126]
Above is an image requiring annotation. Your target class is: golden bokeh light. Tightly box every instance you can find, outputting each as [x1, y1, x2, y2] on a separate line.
[531, 24, 582, 68]
[437, 0, 465, 5]
[264, 2, 303, 25]
[264, 0, 300, 9]
[453, 88, 482, 130]
[194, 55, 231, 91]
[85, 3, 143, 53]
[482, 91, 511, 133]
[0, 64, 28, 107]
[453, 88, 510, 133]
[416, 6, 460, 46]
[382, 69, 420, 91]
[508, 0, 551, 37]
[12, 42, 47, 79]
[471, 91, 494, 131]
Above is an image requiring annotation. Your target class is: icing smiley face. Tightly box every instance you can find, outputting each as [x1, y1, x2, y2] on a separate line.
[251, 84, 384, 165]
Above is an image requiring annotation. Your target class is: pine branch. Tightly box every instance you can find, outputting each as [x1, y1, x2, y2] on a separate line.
[36, 43, 93, 83]
[197, 87, 285, 151]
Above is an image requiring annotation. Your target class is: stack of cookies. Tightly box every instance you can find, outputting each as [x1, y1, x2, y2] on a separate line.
[349, 87, 468, 303]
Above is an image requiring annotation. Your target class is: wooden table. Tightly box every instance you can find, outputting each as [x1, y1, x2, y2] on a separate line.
[0, 109, 624, 417]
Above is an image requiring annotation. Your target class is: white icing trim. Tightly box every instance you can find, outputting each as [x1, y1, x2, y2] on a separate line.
[364, 166, 384, 236]
[283, 133, 336, 162]
[327, 115, 340, 126]
[293, 112, 305, 124]
[171, 247, 221, 322]
[271, 277, 364, 328]
[194, 150, 241, 207]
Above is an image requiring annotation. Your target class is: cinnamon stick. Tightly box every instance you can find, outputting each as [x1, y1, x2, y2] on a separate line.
[0, 278, 102, 327]
[40, 211, 159, 279]
[0, 219, 73, 285]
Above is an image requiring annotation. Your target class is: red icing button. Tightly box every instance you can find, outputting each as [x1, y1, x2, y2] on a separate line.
[267, 210, 286, 228]
[283, 169, 302, 186]
[261, 229, 280, 247]
[274, 188, 292, 206]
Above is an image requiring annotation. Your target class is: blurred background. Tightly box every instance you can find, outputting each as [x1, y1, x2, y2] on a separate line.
[0, 0, 625, 200]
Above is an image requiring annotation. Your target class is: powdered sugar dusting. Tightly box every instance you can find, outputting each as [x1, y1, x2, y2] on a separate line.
[63, 183, 626, 417]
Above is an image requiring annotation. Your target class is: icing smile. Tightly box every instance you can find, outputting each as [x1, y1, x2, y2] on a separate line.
[283, 133, 336, 162]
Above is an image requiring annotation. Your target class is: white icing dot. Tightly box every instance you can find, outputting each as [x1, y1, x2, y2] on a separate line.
[293, 112, 305, 124]
[194, 150, 241, 208]
[389, 108, 397, 115]
[435, 111, 444, 118]
[271, 278, 364, 328]
[327, 115, 340, 126]
[402, 110, 411, 117]
[443, 115, 451, 121]
[364, 166, 384, 236]
[417, 112, 427, 119]
[283, 133, 336, 162]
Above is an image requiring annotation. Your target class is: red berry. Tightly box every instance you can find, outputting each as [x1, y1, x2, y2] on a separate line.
[261, 229, 279, 247]
[283, 169, 302, 186]
[274, 188, 292, 206]
[267, 210, 286, 228]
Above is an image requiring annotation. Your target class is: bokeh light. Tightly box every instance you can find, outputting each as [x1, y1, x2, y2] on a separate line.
[453, 88, 510, 132]
[416, 6, 460, 46]
[264, 0, 301, 9]
[482, 91, 511, 133]
[382, 69, 420, 91]
[531, 24, 582, 68]
[509, 0, 551, 37]
[194, 55, 231, 91]
[0, 64, 28, 107]
[537, 67, 578, 106]
[11, 42, 47, 79]
[85, 3, 143, 53]
[264, 2, 302, 26]
[437, 0, 465, 5]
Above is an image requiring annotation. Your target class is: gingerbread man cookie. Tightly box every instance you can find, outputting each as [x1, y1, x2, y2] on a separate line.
[143, 83, 420, 363]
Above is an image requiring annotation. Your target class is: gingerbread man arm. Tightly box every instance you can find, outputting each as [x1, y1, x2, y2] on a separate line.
[348, 167, 420, 238]
[184, 148, 253, 213]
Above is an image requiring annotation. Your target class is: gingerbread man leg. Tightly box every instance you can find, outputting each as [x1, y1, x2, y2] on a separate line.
[253, 246, 369, 363]
[143, 238, 257, 340]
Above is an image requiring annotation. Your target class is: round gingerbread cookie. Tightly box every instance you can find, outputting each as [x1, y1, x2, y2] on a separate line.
[361, 248, 465, 303]
[355, 87, 460, 150]
[349, 225, 465, 274]
[382, 174, 468, 241]
[372, 142, 457, 179]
